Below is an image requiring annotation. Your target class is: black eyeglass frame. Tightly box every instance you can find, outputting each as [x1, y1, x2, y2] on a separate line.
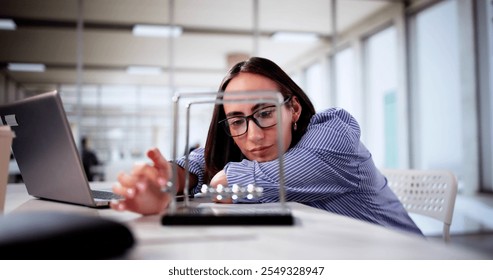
[219, 96, 292, 137]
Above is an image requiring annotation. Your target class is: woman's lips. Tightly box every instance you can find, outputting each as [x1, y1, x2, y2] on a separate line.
[249, 145, 273, 153]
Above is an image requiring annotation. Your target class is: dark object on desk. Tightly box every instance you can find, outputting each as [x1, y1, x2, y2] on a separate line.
[0, 211, 134, 260]
[164, 185, 294, 225]
[161, 206, 294, 226]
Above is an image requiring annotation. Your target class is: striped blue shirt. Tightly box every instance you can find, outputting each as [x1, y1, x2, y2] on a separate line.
[177, 108, 423, 236]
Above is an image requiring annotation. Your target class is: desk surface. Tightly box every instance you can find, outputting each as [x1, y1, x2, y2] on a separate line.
[3, 183, 490, 260]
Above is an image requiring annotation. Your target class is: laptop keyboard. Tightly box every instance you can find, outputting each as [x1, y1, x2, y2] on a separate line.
[91, 190, 123, 200]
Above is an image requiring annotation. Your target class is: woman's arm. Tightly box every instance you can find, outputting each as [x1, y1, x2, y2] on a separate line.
[174, 147, 205, 194]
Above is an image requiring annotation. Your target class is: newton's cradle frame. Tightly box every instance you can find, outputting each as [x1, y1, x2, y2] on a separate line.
[161, 91, 293, 226]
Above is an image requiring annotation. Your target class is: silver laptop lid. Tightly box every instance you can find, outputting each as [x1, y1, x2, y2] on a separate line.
[0, 91, 102, 207]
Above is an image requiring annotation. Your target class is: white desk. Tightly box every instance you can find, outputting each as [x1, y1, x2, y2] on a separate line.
[3, 183, 490, 260]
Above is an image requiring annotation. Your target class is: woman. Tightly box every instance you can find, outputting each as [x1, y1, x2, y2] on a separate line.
[111, 57, 422, 235]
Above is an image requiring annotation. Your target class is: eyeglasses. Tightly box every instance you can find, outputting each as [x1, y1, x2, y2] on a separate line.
[219, 96, 292, 137]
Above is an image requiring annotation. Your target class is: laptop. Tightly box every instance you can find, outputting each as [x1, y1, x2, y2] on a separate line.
[0, 91, 120, 208]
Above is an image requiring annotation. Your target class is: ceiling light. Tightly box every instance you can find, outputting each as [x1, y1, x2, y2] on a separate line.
[8, 63, 46, 72]
[0, 18, 16, 30]
[271, 31, 319, 43]
[132, 24, 182, 37]
[126, 66, 162, 75]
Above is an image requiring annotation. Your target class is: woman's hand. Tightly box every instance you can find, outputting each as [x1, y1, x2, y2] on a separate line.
[110, 148, 171, 215]
[210, 170, 228, 187]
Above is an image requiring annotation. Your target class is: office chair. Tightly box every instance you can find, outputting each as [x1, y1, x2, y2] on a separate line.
[381, 169, 458, 242]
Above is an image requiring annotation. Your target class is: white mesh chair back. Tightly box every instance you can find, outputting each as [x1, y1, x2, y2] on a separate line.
[381, 169, 458, 242]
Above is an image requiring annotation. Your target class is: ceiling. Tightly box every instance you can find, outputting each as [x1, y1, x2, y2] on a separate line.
[0, 0, 398, 92]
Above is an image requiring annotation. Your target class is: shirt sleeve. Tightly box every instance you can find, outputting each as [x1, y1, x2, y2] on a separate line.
[224, 108, 366, 203]
[174, 147, 205, 194]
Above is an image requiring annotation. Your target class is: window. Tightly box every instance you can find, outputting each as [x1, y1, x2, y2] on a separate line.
[304, 61, 329, 112]
[334, 48, 359, 123]
[364, 26, 398, 168]
[411, 0, 462, 181]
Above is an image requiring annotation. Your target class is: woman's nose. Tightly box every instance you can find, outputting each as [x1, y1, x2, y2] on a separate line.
[246, 119, 264, 141]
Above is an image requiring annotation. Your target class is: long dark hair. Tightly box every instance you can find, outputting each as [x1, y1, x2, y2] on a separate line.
[203, 57, 315, 183]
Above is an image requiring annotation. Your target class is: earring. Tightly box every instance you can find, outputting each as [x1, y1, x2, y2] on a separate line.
[293, 122, 298, 131]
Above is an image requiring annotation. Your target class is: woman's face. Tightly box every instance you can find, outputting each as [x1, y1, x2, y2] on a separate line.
[223, 72, 301, 162]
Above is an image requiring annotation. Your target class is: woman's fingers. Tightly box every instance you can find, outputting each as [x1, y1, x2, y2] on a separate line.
[117, 171, 136, 186]
[112, 182, 135, 199]
[131, 162, 159, 184]
[110, 199, 126, 211]
[147, 148, 171, 180]
[110, 154, 174, 215]
[111, 169, 171, 215]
